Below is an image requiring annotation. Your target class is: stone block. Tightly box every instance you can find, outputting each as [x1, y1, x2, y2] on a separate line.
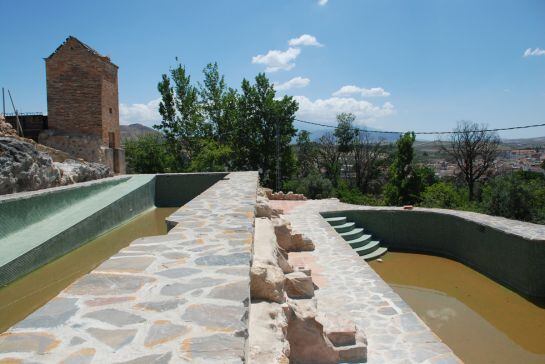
[335, 342, 367, 363]
[285, 272, 314, 299]
[272, 217, 315, 252]
[285, 299, 339, 364]
[250, 262, 285, 303]
[249, 301, 290, 364]
[318, 313, 358, 347]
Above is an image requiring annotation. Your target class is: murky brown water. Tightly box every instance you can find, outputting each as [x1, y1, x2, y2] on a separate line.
[0, 207, 177, 333]
[370, 252, 545, 364]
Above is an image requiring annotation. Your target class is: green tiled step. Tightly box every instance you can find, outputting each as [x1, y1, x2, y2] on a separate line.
[333, 222, 356, 233]
[354, 240, 380, 256]
[363, 246, 388, 261]
[323, 215, 388, 261]
[339, 228, 364, 241]
[347, 234, 372, 248]
[324, 216, 347, 226]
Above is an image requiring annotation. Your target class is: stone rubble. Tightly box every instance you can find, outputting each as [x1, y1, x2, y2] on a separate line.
[255, 195, 282, 218]
[266, 189, 307, 201]
[284, 271, 315, 299]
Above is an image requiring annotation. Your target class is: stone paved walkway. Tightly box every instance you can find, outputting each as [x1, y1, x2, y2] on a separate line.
[0, 172, 258, 364]
[271, 199, 462, 364]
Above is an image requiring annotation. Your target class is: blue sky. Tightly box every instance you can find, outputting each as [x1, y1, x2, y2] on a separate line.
[1, 0, 544, 139]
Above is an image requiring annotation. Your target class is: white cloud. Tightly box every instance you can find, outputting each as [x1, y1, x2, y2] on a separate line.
[288, 34, 323, 47]
[294, 95, 395, 125]
[119, 98, 161, 127]
[523, 48, 545, 57]
[252, 47, 301, 72]
[333, 85, 391, 97]
[275, 76, 311, 90]
[318, 0, 328, 5]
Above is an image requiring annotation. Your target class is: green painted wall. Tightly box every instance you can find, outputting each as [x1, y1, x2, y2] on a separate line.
[322, 210, 545, 300]
[154, 173, 228, 207]
[0, 177, 128, 238]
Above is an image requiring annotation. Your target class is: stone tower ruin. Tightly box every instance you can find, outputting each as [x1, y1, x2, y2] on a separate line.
[40, 36, 125, 173]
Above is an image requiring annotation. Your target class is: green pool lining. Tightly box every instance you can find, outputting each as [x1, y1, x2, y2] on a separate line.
[0, 176, 130, 238]
[0, 172, 228, 286]
[321, 209, 545, 300]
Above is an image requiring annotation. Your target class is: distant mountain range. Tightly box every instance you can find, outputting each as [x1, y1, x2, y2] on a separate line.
[300, 126, 401, 142]
[120, 123, 401, 143]
[120, 123, 160, 140]
[120, 123, 545, 148]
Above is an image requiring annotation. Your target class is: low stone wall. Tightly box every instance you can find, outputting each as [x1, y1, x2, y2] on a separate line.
[322, 206, 545, 300]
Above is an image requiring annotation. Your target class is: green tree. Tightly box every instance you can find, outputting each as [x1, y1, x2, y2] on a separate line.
[233, 73, 298, 188]
[188, 140, 233, 172]
[481, 171, 545, 223]
[295, 130, 318, 177]
[334, 113, 359, 180]
[334, 113, 358, 154]
[283, 172, 334, 199]
[385, 132, 432, 205]
[420, 182, 465, 209]
[124, 134, 175, 173]
[155, 60, 208, 169]
[199, 63, 236, 144]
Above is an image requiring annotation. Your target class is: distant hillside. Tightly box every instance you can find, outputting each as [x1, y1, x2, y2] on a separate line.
[414, 136, 545, 154]
[120, 123, 160, 140]
[501, 136, 545, 149]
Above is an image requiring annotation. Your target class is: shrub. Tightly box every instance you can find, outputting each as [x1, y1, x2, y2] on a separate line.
[187, 140, 233, 172]
[335, 180, 384, 206]
[283, 173, 335, 199]
[420, 182, 465, 209]
[481, 171, 545, 223]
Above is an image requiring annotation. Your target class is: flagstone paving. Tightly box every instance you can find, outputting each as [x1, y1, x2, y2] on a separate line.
[271, 199, 462, 364]
[0, 172, 258, 364]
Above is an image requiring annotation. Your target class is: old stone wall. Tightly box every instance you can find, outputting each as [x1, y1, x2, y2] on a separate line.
[39, 130, 104, 163]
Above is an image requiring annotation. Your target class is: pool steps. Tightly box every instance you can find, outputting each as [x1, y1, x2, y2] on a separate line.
[325, 216, 388, 261]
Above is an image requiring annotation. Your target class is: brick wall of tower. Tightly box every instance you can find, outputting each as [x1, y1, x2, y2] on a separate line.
[45, 37, 120, 147]
[101, 72, 120, 148]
